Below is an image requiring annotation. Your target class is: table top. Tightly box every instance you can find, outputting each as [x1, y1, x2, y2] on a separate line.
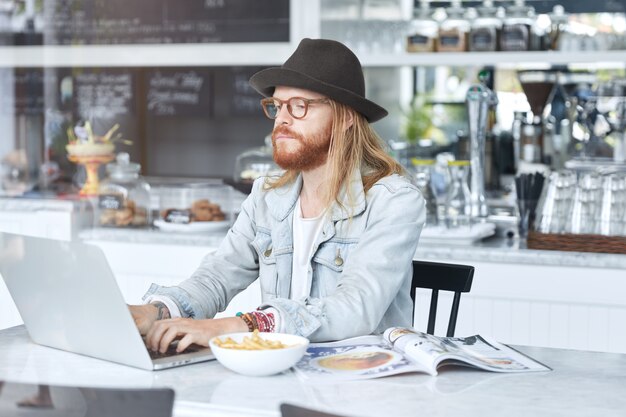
[1, 326, 625, 417]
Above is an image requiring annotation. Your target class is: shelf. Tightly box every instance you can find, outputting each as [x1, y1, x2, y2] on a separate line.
[0, 43, 293, 68]
[1, 44, 625, 69]
[358, 50, 626, 69]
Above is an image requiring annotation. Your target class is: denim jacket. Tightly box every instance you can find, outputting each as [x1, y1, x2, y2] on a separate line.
[144, 169, 425, 342]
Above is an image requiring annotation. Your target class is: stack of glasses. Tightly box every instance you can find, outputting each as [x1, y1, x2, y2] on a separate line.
[534, 171, 626, 237]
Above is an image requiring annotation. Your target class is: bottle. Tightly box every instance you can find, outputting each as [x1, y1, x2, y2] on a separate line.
[469, 0, 503, 52]
[411, 159, 437, 226]
[445, 160, 472, 228]
[437, 0, 470, 52]
[97, 153, 151, 228]
[547, 5, 569, 51]
[521, 123, 541, 163]
[406, 0, 438, 53]
[500, 0, 534, 51]
[512, 111, 527, 170]
[431, 152, 455, 225]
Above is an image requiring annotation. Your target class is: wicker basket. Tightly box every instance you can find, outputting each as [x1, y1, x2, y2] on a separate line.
[527, 231, 626, 255]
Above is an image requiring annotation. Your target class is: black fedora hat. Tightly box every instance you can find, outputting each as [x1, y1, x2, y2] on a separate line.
[249, 38, 388, 122]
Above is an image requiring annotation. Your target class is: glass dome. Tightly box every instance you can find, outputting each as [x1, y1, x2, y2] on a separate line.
[97, 153, 151, 228]
[234, 134, 282, 184]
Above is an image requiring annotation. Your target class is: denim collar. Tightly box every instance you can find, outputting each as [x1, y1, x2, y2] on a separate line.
[266, 168, 366, 222]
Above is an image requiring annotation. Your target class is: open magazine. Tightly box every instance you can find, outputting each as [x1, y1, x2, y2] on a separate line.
[294, 327, 551, 381]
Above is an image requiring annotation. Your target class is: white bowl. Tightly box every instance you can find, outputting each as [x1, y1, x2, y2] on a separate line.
[209, 332, 309, 377]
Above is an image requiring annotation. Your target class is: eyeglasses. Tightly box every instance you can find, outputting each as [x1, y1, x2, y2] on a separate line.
[260, 97, 329, 120]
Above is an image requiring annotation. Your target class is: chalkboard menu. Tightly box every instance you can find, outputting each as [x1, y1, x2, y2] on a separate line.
[0, 69, 52, 115]
[146, 69, 212, 116]
[43, 0, 289, 45]
[229, 67, 266, 116]
[73, 70, 134, 120]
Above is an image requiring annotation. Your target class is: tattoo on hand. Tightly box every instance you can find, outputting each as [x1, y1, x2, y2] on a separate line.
[152, 302, 171, 320]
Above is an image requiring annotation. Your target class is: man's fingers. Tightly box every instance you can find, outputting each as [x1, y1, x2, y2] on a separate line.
[129, 304, 157, 336]
[176, 334, 196, 353]
[147, 319, 171, 351]
[159, 325, 183, 353]
[144, 318, 213, 353]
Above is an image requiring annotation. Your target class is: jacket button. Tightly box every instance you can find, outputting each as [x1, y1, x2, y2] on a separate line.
[334, 257, 343, 266]
[264, 248, 272, 257]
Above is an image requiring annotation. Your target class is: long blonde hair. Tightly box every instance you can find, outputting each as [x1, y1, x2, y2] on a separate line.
[266, 100, 406, 214]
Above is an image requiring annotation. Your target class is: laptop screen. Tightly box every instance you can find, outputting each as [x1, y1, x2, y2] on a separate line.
[0, 381, 174, 417]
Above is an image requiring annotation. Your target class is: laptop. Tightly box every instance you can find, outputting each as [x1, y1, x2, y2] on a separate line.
[0, 381, 175, 417]
[0, 231, 214, 371]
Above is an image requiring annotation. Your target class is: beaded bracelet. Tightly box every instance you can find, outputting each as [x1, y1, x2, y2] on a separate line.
[251, 310, 276, 333]
[236, 312, 255, 332]
[236, 311, 275, 333]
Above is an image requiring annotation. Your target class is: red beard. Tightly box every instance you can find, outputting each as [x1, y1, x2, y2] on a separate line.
[271, 125, 331, 171]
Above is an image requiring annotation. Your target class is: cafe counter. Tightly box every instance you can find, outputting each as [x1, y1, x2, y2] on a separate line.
[71, 227, 626, 355]
[80, 226, 626, 269]
[0, 325, 625, 417]
[1, 222, 626, 354]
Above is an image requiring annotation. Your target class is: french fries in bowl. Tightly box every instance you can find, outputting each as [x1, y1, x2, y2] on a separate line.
[209, 330, 309, 376]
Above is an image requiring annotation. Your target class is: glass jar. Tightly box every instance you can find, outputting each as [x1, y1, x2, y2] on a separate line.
[411, 159, 437, 226]
[469, 0, 502, 52]
[234, 134, 282, 184]
[500, 0, 535, 51]
[97, 153, 151, 228]
[437, 0, 470, 52]
[445, 161, 472, 228]
[547, 5, 569, 51]
[406, 0, 438, 53]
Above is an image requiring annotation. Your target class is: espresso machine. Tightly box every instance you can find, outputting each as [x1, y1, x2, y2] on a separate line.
[570, 77, 626, 164]
[517, 70, 557, 165]
[466, 72, 498, 219]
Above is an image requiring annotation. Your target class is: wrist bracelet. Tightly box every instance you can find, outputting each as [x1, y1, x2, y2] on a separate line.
[236, 312, 255, 332]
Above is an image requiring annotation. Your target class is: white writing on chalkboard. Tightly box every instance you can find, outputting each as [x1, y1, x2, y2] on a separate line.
[230, 71, 262, 115]
[147, 71, 205, 116]
[204, 0, 225, 8]
[43, 0, 289, 45]
[75, 72, 132, 120]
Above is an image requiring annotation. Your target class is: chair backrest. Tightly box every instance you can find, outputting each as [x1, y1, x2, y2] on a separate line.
[411, 260, 474, 337]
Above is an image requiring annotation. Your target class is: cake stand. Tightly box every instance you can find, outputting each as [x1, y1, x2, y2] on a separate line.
[67, 153, 115, 196]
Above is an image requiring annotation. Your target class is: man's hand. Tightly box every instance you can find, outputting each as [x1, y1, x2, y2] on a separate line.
[128, 302, 170, 335]
[145, 316, 248, 353]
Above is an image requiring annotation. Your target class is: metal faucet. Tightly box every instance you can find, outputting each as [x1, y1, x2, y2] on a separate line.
[465, 71, 498, 219]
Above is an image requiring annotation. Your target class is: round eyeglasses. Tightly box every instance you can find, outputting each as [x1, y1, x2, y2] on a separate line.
[260, 97, 329, 120]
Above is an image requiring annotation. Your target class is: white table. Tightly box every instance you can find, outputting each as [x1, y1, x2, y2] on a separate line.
[1, 326, 625, 417]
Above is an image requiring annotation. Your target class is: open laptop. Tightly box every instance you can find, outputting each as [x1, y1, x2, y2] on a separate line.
[0, 231, 214, 371]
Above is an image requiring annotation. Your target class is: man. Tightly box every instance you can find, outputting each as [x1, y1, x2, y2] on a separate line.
[131, 38, 425, 353]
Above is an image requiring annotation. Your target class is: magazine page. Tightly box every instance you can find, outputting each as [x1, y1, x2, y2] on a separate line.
[293, 335, 434, 382]
[437, 334, 551, 373]
[384, 327, 550, 373]
[384, 327, 453, 375]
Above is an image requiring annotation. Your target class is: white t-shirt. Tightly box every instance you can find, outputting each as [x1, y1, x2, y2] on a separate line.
[290, 197, 326, 300]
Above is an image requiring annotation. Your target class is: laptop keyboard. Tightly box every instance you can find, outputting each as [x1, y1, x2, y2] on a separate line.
[147, 342, 201, 360]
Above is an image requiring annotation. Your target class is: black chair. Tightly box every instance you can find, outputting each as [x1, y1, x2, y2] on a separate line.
[410, 260, 474, 337]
